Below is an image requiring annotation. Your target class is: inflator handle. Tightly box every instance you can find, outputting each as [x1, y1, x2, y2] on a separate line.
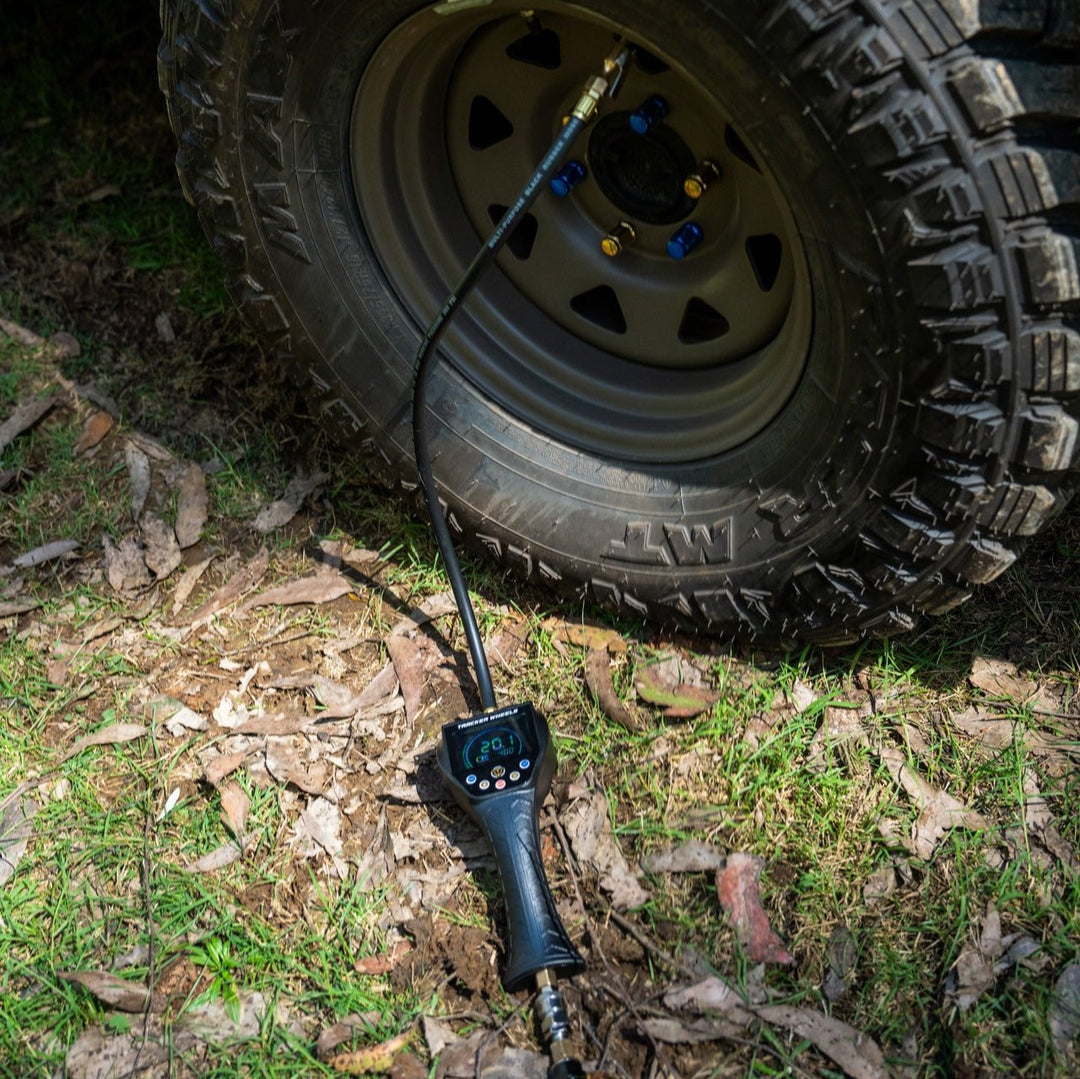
[472, 788, 585, 991]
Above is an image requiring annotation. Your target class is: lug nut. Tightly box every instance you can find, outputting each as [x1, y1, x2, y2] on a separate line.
[684, 160, 721, 199]
[601, 221, 636, 257]
[549, 160, 587, 198]
[628, 95, 668, 135]
[666, 221, 704, 260]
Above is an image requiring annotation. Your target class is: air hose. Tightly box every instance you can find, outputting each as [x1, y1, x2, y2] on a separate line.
[411, 44, 630, 711]
[410, 41, 631, 1079]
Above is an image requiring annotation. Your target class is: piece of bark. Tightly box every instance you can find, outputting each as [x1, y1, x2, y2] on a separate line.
[0, 394, 60, 456]
[584, 647, 640, 731]
[186, 548, 269, 625]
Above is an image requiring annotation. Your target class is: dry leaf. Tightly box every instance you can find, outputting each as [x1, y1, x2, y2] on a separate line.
[484, 617, 529, 670]
[164, 706, 208, 736]
[185, 842, 242, 873]
[235, 572, 353, 614]
[72, 410, 114, 454]
[219, 783, 250, 844]
[878, 745, 988, 860]
[253, 467, 329, 532]
[0, 791, 38, 887]
[584, 647, 640, 731]
[0, 597, 40, 618]
[328, 1029, 413, 1074]
[1050, 962, 1080, 1058]
[316, 1011, 384, 1059]
[634, 656, 719, 718]
[0, 393, 59, 456]
[171, 554, 214, 615]
[823, 925, 858, 1002]
[63, 723, 147, 762]
[664, 976, 744, 1014]
[186, 547, 269, 625]
[1021, 769, 1078, 872]
[640, 1015, 749, 1044]
[174, 464, 208, 549]
[562, 789, 648, 910]
[58, 970, 150, 1013]
[295, 797, 343, 859]
[12, 539, 80, 569]
[715, 852, 794, 965]
[204, 749, 253, 788]
[754, 1004, 888, 1079]
[124, 440, 151, 520]
[387, 591, 458, 637]
[103, 535, 151, 592]
[644, 839, 726, 874]
[140, 512, 182, 579]
[0, 317, 45, 348]
[385, 635, 426, 724]
[48, 330, 81, 358]
[354, 940, 412, 975]
[543, 618, 627, 654]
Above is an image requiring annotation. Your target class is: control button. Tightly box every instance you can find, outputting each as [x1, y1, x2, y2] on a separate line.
[495, 779, 506, 790]
[509, 771, 521, 781]
[519, 759, 531, 770]
[490, 765, 506, 779]
[466, 774, 477, 785]
[479, 780, 490, 791]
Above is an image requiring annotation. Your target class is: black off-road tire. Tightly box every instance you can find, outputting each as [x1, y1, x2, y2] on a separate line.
[158, 0, 1080, 643]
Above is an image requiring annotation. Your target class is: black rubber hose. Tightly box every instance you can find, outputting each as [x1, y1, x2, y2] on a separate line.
[412, 115, 588, 712]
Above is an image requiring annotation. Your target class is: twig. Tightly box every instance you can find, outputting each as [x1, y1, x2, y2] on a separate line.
[603, 907, 702, 981]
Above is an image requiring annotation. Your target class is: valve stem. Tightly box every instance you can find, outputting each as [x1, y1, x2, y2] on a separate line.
[534, 970, 585, 1079]
[601, 221, 636, 257]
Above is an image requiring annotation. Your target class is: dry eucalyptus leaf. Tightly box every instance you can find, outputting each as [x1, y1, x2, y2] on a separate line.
[664, 976, 745, 1014]
[174, 464, 208, 549]
[754, 1004, 888, 1079]
[295, 797, 343, 859]
[715, 852, 794, 966]
[124, 440, 152, 520]
[385, 635, 426, 724]
[0, 597, 40, 618]
[878, 745, 988, 860]
[562, 788, 648, 910]
[543, 617, 627, 654]
[140, 512, 182, 579]
[204, 749, 254, 788]
[634, 655, 719, 718]
[640, 1015, 749, 1045]
[72, 410, 114, 454]
[170, 554, 214, 614]
[58, 970, 150, 1013]
[327, 1029, 413, 1074]
[186, 547, 269, 625]
[387, 591, 458, 637]
[12, 538, 80, 569]
[644, 839, 726, 874]
[584, 647, 640, 731]
[0, 791, 38, 887]
[353, 940, 412, 976]
[252, 467, 329, 532]
[219, 783, 250, 844]
[103, 535, 151, 593]
[63, 723, 148, 762]
[1050, 962, 1080, 1058]
[185, 842, 242, 873]
[0, 393, 59, 456]
[235, 572, 353, 614]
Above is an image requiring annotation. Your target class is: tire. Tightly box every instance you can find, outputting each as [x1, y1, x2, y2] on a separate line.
[158, 0, 1080, 643]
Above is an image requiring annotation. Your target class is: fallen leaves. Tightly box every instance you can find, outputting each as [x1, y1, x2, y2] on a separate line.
[1050, 962, 1080, 1060]
[0, 790, 38, 887]
[58, 970, 150, 1013]
[62, 723, 148, 762]
[235, 570, 354, 614]
[0, 392, 60, 456]
[877, 744, 988, 860]
[562, 788, 648, 911]
[715, 852, 794, 966]
[253, 466, 328, 532]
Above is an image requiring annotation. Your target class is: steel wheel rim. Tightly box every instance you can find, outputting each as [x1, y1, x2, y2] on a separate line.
[350, 2, 812, 464]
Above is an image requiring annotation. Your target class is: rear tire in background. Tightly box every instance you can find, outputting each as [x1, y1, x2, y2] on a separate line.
[159, 0, 1080, 643]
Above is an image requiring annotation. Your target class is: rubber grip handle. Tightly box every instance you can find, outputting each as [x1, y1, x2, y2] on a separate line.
[473, 789, 585, 991]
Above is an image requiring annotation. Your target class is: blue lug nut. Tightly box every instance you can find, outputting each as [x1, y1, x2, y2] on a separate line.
[549, 160, 587, 198]
[667, 221, 705, 260]
[629, 95, 669, 135]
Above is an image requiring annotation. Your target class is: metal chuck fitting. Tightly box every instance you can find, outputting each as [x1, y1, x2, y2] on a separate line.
[534, 969, 585, 1079]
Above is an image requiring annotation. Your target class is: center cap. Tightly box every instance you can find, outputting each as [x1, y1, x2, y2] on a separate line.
[587, 111, 696, 225]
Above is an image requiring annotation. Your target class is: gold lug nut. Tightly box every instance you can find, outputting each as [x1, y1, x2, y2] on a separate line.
[683, 159, 721, 200]
[601, 221, 636, 257]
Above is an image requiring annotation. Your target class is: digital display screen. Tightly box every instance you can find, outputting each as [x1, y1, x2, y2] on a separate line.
[463, 726, 523, 769]
[442, 703, 541, 788]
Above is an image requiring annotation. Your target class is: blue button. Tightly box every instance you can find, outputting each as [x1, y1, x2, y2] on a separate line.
[466, 774, 477, 785]
[519, 759, 531, 770]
